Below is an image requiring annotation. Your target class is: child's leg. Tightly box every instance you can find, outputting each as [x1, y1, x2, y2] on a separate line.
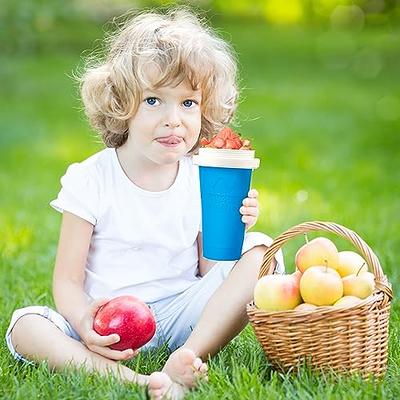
[181, 245, 267, 358]
[148, 245, 267, 398]
[10, 314, 148, 385]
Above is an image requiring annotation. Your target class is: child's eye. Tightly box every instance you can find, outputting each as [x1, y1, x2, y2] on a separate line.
[182, 99, 197, 108]
[145, 97, 159, 106]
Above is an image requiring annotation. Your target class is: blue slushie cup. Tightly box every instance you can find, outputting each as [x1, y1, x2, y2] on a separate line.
[193, 148, 260, 261]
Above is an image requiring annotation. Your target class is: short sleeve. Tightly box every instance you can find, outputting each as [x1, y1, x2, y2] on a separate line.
[50, 162, 100, 225]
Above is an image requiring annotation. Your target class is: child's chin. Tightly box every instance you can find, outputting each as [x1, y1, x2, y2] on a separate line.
[157, 152, 183, 165]
[160, 148, 187, 162]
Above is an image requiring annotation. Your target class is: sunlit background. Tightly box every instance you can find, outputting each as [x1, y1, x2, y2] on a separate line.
[1, 1, 400, 396]
[1, 0, 399, 290]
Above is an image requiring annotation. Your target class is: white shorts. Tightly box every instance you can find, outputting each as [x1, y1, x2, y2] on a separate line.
[5, 232, 284, 364]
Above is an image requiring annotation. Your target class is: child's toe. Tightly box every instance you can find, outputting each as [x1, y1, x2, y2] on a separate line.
[148, 372, 172, 398]
[199, 363, 208, 374]
[178, 348, 196, 365]
[193, 357, 203, 370]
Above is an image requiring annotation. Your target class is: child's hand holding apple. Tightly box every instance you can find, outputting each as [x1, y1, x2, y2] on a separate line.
[78, 297, 139, 361]
[93, 295, 156, 352]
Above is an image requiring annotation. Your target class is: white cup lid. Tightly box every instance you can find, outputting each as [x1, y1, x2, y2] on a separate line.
[193, 148, 260, 169]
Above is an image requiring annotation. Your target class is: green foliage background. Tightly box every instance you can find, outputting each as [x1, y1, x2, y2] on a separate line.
[0, 1, 399, 398]
[1, 0, 400, 53]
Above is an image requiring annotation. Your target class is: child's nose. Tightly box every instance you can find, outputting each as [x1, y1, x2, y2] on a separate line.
[165, 121, 181, 128]
[164, 106, 181, 128]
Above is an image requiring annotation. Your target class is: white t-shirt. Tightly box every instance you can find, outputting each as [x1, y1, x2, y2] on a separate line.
[50, 148, 202, 303]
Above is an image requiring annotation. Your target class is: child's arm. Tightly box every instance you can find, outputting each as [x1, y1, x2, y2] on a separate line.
[52, 211, 135, 361]
[53, 211, 93, 330]
[197, 232, 216, 276]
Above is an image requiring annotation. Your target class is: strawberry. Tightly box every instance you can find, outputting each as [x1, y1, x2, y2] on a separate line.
[227, 129, 237, 140]
[232, 137, 243, 149]
[212, 137, 226, 148]
[225, 138, 242, 149]
[224, 139, 235, 149]
[200, 127, 252, 150]
[218, 127, 233, 140]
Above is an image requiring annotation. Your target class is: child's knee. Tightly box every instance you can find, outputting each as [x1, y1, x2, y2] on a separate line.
[10, 314, 45, 348]
[244, 244, 268, 265]
[243, 231, 285, 274]
[241, 244, 280, 279]
[236, 245, 268, 279]
[250, 244, 268, 256]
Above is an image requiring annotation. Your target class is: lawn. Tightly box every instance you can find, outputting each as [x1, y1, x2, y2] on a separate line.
[1, 16, 399, 399]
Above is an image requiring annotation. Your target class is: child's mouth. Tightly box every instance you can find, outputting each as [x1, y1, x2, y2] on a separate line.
[155, 135, 183, 147]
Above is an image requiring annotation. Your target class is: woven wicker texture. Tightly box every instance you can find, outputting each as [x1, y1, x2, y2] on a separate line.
[246, 221, 393, 377]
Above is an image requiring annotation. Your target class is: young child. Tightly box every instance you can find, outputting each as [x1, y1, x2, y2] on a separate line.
[5, 8, 283, 400]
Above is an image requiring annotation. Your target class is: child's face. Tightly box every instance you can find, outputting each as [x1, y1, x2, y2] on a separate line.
[127, 74, 202, 166]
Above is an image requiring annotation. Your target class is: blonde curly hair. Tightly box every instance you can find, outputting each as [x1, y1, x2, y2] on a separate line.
[79, 7, 239, 149]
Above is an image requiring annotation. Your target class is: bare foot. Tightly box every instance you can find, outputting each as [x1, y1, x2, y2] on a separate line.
[148, 372, 187, 400]
[162, 348, 208, 388]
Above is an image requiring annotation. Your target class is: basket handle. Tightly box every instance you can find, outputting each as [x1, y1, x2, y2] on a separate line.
[260, 221, 393, 302]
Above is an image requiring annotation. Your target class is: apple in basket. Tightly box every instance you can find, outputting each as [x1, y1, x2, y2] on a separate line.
[295, 237, 339, 273]
[334, 295, 363, 307]
[93, 295, 156, 351]
[337, 251, 368, 277]
[342, 266, 375, 299]
[254, 272, 302, 311]
[300, 266, 343, 306]
[294, 303, 318, 311]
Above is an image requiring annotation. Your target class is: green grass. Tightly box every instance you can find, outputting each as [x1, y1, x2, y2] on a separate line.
[1, 17, 399, 399]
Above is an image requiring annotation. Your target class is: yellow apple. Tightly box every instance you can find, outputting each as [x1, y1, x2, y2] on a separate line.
[334, 295, 362, 307]
[300, 266, 343, 306]
[359, 271, 375, 287]
[337, 251, 368, 277]
[294, 303, 318, 311]
[254, 274, 302, 311]
[342, 272, 375, 299]
[295, 237, 339, 273]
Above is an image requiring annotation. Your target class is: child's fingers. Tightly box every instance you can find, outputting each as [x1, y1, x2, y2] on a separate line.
[240, 206, 259, 217]
[86, 330, 120, 347]
[242, 198, 258, 207]
[90, 344, 135, 361]
[125, 349, 140, 359]
[242, 215, 257, 225]
[248, 189, 259, 198]
[132, 349, 140, 357]
[84, 329, 139, 360]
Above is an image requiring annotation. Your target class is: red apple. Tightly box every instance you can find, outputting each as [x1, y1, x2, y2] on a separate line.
[93, 295, 156, 351]
[254, 274, 302, 311]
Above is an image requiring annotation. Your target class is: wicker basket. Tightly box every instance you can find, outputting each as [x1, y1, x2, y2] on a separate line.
[247, 221, 393, 377]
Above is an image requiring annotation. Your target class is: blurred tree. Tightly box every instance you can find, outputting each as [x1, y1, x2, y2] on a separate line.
[1, 0, 398, 55]
[0, 0, 77, 53]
